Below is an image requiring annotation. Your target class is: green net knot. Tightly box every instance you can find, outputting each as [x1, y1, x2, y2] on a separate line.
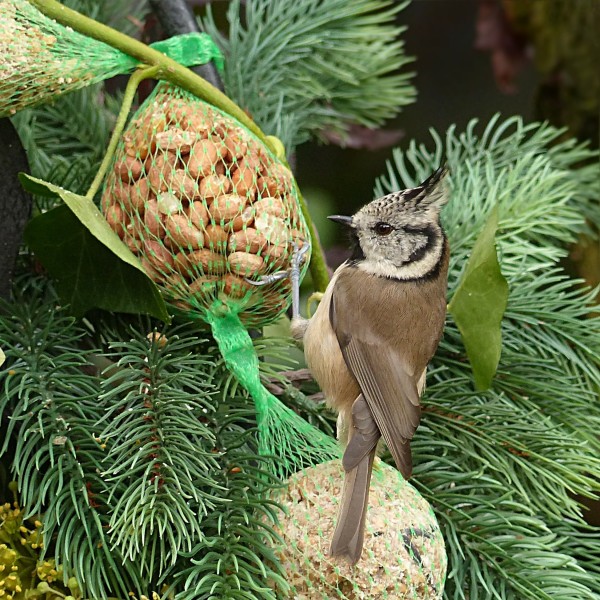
[150, 33, 224, 74]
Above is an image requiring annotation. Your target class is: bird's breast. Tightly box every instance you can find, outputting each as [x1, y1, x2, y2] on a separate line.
[303, 275, 360, 414]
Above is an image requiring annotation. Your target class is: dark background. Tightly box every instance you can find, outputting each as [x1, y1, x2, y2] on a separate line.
[296, 0, 538, 214]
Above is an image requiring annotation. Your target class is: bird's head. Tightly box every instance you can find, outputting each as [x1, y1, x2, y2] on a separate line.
[329, 167, 450, 281]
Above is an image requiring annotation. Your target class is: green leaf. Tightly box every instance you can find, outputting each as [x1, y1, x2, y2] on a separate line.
[21, 174, 142, 267]
[22, 175, 169, 321]
[448, 207, 508, 390]
[19, 173, 58, 197]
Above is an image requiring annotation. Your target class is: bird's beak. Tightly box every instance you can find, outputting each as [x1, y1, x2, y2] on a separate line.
[327, 215, 354, 227]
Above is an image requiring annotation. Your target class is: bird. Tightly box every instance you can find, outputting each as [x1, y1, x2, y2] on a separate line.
[289, 166, 450, 564]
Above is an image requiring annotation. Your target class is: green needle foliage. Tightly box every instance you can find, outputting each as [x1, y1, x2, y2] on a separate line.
[98, 326, 219, 577]
[0, 285, 289, 598]
[375, 114, 600, 599]
[162, 426, 286, 600]
[12, 84, 120, 203]
[58, 0, 149, 38]
[2, 0, 600, 598]
[0, 281, 143, 598]
[201, 0, 415, 153]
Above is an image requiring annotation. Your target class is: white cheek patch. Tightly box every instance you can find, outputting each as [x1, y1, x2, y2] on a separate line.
[407, 214, 430, 228]
[357, 234, 443, 281]
[357, 258, 426, 280]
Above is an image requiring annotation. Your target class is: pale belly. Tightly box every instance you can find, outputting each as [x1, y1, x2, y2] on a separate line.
[303, 282, 361, 420]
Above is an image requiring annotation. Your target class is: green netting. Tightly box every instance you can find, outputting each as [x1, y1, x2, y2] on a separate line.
[269, 460, 447, 599]
[101, 81, 340, 480]
[0, 0, 222, 117]
[102, 82, 311, 328]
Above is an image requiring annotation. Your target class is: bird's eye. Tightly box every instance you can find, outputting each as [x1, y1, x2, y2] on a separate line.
[373, 222, 393, 236]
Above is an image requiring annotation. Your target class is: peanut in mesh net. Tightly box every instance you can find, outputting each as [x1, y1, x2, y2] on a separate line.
[101, 82, 310, 327]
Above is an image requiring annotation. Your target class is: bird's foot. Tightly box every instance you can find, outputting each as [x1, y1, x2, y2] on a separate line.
[244, 270, 289, 286]
[244, 240, 310, 320]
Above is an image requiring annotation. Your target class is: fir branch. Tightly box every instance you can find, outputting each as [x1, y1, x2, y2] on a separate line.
[376, 115, 599, 231]
[202, 0, 415, 152]
[97, 324, 220, 578]
[376, 114, 600, 598]
[418, 360, 600, 520]
[0, 281, 143, 598]
[430, 493, 598, 600]
[161, 399, 287, 600]
[12, 84, 119, 198]
[554, 523, 600, 594]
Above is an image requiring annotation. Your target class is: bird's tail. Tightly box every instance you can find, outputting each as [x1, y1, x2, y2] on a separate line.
[329, 446, 377, 564]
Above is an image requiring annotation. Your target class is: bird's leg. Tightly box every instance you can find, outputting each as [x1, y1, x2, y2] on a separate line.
[244, 240, 310, 321]
[290, 241, 310, 320]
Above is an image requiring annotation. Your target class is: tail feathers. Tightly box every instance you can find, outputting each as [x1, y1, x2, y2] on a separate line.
[330, 447, 376, 565]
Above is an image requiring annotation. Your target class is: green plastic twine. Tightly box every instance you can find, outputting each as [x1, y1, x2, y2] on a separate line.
[98, 32, 224, 75]
[205, 300, 340, 480]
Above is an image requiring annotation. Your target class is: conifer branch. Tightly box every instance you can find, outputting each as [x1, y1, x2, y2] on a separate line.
[201, 0, 415, 153]
[97, 324, 220, 576]
[376, 115, 600, 598]
[160, 404, 287, 599]
[0, 282, 144, 598]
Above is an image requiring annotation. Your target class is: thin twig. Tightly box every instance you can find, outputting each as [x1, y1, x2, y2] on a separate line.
[86, 65, 158, 199]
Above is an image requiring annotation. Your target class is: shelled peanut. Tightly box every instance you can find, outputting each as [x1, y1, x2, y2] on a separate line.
[101, 89, 308, 319]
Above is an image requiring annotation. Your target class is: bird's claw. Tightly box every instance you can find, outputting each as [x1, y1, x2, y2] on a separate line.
[244, 239, 311, 320]
[291, 240, 310, 267]
[244, 270, 290, 286]
[244, 239, 310, 287]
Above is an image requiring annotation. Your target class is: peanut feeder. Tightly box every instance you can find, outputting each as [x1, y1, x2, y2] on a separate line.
[102, 83, 309, 328]
[101, 83, 339, 480]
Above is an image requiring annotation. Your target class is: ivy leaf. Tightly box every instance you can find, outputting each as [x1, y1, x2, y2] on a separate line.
[21, 175, 169, 321]
[19, 175, 57, 197]
[448, 207, 508, 390]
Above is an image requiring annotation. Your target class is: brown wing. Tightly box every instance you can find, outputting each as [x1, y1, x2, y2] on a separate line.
[330, 273, 422, 478]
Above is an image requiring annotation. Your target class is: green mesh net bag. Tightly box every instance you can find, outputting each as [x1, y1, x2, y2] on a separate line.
[101, 82, 307, 327]
[100, 81, 340, 477]
[0, 0, 222, 117]
[268, 460, 447, 599]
